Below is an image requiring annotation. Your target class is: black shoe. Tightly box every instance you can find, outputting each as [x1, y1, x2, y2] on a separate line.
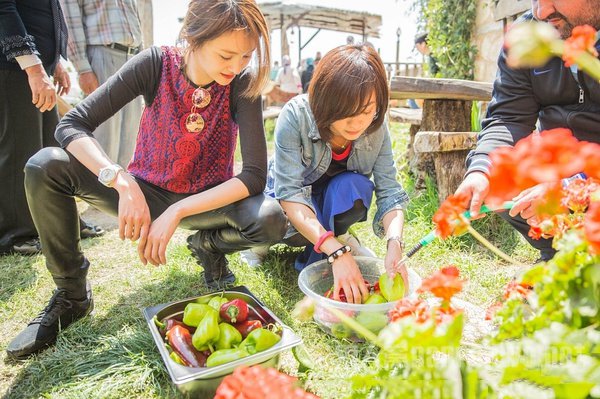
[80, 221, 105, 239]
[6, 288, 93, 360]
[12, 238, 42, 256]
[186, 234, 235, 289]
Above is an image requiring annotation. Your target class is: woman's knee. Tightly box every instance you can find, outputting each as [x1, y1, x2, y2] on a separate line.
[244, 196, 287, 243]
[25, 147, 69, 183]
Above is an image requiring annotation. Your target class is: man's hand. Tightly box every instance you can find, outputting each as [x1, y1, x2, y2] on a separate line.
[331, 254, 370, 304]
[25, 64, 56, 112]
[113, 172, 151, 247]
[454, 172, 490, 217]
[53, 62, 70, 96]
[509, 183, 553, 220]
[139, 206, 181, 266]
[78, 71, 100, 95]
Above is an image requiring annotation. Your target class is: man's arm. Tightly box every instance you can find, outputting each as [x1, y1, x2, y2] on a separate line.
[466, 48, 541, 176]
[60, 0, 91, 73]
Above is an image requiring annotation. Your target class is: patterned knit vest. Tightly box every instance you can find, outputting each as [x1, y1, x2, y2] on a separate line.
[128, 46, 238, 193]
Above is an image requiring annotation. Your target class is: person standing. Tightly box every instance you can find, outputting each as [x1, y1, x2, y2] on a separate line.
[0, 0, 79, 255]
[275, 55, 301, 94]
[61, 0, 151, 167]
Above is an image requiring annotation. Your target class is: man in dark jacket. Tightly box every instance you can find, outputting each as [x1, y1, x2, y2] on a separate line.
[455, 0, 600, 262]
[0, 0, 103, 257]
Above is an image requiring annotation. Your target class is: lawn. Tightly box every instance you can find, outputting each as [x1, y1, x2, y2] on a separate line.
[0, 122, 538, 399]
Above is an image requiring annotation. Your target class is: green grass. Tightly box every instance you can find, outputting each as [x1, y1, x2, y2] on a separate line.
[0, 122, 537, 399]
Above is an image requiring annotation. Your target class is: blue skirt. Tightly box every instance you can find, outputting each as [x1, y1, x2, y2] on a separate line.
[294, 172, 374, 271]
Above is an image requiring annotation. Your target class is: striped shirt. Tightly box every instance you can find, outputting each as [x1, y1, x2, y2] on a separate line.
[60, 0, 148, 73]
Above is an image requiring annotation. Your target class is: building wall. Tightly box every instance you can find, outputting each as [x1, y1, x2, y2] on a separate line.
[473, 0, 504, 82]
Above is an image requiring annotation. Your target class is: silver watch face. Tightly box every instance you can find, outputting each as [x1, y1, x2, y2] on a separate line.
[99, 167, 118, 185]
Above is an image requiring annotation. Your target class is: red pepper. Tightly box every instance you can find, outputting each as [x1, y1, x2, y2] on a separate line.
[166, 325, 207, 367]
[220, 298, 249, 324]
[233, 319, 263, 338]
[166, 318, 196, 334]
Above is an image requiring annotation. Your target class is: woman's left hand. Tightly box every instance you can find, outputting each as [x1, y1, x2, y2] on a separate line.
[384, 241, 409, 294]
[139, 206, 180, 266]
[53, 62, 70, 96]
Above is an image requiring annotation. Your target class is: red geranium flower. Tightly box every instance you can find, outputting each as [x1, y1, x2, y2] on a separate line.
[562, 25, 599, 67]
[388, 297, 431, 324]
[487, 129, 587, 205]
[418, 266, 465, 302]
[585, 201, 600, 254]
[503, 280, 533, 301]
[562, 178, 598, 213]
[215, 366, 319, 399]
[433, 193, 470, 239]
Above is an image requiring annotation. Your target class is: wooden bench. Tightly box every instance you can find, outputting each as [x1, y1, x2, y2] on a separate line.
[388, 107, 422, 125]
[263, 106, 282, 121]
[390, 76, 493, 202]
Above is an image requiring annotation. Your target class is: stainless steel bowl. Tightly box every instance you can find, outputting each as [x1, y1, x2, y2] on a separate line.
[142, 286, 302, 397]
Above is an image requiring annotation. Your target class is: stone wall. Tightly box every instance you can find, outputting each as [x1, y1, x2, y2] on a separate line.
[473, 0, 504, 82]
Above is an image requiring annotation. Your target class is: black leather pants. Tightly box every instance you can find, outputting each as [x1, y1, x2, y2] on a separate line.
[24, 147, 288, 298]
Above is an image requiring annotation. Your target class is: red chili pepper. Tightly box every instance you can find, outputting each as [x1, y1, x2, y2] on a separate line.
[166, 324, 207, 367]
[220, 298, 249, 324]
[233, 319, 263, 338]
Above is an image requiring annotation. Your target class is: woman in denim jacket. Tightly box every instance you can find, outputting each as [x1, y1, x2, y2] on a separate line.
[268, 44, 409, 304]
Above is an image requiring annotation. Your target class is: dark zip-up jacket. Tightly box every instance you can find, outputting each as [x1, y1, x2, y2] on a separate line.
[466, 12, 600, 175]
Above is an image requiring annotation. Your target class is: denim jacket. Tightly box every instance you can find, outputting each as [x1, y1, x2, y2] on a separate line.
[267, 94, 409, 238]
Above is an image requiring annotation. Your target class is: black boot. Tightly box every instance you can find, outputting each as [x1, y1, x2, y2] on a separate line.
[6, 287, 93, 360]
[186, 233, 235, 290]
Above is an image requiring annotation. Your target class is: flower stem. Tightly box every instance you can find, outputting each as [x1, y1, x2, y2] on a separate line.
[459, 215, 523, 265]
[326, 306, 382, 346]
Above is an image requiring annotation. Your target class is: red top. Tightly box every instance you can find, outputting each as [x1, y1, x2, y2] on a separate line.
[128, 46, 238, 193]
[331, 142, 352, 161]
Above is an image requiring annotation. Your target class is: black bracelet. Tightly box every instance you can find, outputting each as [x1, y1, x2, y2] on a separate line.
[327, 245, 352, 264]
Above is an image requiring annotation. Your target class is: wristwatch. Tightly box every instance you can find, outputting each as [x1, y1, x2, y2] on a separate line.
[98, 164, 124, 187]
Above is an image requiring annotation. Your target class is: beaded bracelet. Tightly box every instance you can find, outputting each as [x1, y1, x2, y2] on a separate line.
[327, 245, 352, 264]
[314, 231, 334, 254]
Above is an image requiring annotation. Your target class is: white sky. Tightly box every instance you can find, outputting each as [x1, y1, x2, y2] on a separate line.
[151, 0, 423, 66]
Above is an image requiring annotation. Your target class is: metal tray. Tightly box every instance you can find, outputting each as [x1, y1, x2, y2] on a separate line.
[142, 286, 302, 396]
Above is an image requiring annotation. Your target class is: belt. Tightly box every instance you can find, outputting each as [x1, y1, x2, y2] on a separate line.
[105, 43, 140, 55]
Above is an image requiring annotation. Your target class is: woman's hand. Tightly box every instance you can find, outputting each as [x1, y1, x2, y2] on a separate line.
[331, 254, 370, 304]
[509, 183, 553, 221]
[139, 206, 181, 266]
[113, 172, 151, 246]
[384, 239, 409, 294]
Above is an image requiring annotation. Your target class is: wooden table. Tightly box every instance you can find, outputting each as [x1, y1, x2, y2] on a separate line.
[390, 76, 493, 202]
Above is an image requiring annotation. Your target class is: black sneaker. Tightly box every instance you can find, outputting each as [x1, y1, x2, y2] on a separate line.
[6, 288, 93, 360]
[80, 220, 105, 239]
[186, 234, 236, 289]
[12, 238, 42, 256]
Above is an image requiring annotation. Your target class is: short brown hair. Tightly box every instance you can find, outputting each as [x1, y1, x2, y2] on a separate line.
[179, 0, 271, 99]
[308, 44, 389, 141]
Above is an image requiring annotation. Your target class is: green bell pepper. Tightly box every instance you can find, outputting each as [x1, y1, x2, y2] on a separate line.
[379, 272, 405, 301]
[191, 309, 220, 352]
[206, 347, 250, 367]
[364, 293, 387, 304]
[182, 303, 213, 327]
[355, 312, 388, 334]
[208, 296, 229, 313]
[239, 327, 281, 354]
[330, 323, 352, 339]
[215, 322, 243, 350]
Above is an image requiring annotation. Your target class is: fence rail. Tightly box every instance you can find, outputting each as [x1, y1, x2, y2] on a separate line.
[383, 62, 424, 79]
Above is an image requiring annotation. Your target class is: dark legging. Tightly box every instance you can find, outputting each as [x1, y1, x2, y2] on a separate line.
[25, 147, 288, 298]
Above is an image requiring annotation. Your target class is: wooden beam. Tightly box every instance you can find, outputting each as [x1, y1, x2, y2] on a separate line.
[390, 76, 493, 101]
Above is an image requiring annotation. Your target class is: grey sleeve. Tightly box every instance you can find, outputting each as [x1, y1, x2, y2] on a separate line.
[231, 69, 267, 195]
[465, 48, 540, 175]
[55, 46, 163, 147]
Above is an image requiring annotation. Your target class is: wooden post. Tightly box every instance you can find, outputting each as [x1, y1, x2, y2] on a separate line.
[413, 131, 478, 202]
